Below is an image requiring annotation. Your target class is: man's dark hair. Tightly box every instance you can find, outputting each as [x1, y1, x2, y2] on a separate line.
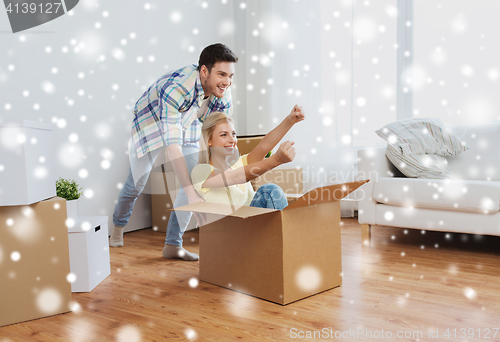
[198, 43, 238, 72]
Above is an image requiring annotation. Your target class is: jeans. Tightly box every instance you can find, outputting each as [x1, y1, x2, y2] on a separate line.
[249, 183, 288, 210]
[112, 145, 199, 247]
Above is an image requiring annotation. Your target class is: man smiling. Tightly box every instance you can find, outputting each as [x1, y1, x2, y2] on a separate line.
[110, 43, 238, 261]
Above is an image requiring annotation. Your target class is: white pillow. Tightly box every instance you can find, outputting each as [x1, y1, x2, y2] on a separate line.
[385, 144, 451, 179]
[376, 118, 469, 156]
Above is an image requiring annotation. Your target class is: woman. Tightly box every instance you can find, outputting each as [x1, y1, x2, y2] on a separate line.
[191, 105, 305, 212]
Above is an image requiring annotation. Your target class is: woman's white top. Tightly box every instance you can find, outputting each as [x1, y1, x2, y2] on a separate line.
[191, 154, 256, 207]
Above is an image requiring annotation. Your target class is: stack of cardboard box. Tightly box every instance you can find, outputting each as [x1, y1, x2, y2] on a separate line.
[0, 120, 112, 327]
[0, 120, 72, 327]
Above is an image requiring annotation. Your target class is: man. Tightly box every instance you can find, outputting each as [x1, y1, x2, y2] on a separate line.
[109, 43, 238, 261]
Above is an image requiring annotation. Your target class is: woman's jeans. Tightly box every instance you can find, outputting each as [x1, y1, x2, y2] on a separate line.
[249, 183, 288, 210]
[112, 145, 199, 247]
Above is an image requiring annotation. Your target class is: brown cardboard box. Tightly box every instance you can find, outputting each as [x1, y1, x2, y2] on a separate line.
[0, 197, 72, 327]
[150, 164, 174, 233]
[175, 180, 368, 305]
[252, 167, 304, 195]
[150, 162, 197, 233]
[236, 135, 265, 155]
[151, 194, 172, 233]
[236, 136, 302, 195]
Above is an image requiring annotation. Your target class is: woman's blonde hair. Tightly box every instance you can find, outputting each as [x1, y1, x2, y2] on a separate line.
[198, 112, 234, 164]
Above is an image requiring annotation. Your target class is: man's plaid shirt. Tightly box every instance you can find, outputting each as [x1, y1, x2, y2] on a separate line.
[131, 64, 233, 158]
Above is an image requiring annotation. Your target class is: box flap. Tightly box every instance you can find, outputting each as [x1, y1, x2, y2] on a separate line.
[228, 205, 278, 219]
[42, 196, 62, 202]
[284, 180, 369, 210]
[174, 202, 278, 219]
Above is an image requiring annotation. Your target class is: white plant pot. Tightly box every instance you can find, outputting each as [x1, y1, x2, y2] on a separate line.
[66, 199, 79, 220]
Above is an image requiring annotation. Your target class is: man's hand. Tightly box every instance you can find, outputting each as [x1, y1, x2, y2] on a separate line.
[273, 141, 296, 165]
[186, 190, 204, 205]
[186, 190, 206, 226]
[287, 105, 305, 125]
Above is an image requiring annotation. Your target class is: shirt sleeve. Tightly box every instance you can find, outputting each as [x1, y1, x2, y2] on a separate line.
[241, 154, 248, 166]
[191, 164, 214, 194]
[159, 85, 186, 146]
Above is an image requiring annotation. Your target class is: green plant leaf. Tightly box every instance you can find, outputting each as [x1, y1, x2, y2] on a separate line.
[55, 177, 83, 201]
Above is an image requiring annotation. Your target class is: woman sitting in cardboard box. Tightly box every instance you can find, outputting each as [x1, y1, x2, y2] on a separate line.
[191, 105, 304, 212]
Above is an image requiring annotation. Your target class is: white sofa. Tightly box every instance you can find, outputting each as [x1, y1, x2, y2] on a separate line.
[357, 123, 500, 246]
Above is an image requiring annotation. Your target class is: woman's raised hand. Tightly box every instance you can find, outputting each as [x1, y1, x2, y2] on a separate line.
[287, 105, 305, 124]
[273, 141, 296, 165]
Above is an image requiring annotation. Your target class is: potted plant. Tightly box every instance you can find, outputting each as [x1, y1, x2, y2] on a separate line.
[56, 177, 83, 220]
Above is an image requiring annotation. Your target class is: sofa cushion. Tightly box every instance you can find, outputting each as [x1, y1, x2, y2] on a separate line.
[376, 117, 469, 156]
[385, 144, 451, 179]
[373, 177, 500, 213]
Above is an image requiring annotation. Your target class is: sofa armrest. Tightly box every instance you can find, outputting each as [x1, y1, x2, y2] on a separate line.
[356, 147, 404, 225]
[358, 180, 376, 224]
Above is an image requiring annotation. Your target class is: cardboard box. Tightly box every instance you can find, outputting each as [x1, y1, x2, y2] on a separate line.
[236, 135, 265, 155]
[150, 163, 175, 233]
[0, 120, 56, 206]
[151, 194, 172, 233]
[0, 197, 72, 327]
[252, 167, 304, 195]
[68, 216, 111, 292]
[175, 180, 368, 305]
[150, 158, 197, 233]
[236, 136, 302, 195]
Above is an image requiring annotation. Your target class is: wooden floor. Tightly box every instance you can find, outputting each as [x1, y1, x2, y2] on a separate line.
[1, 219, 500, 342]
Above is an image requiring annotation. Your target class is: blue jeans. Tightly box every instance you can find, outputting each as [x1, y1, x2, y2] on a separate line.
[113, 145, 199, 247]
[249, 183, 288, 210]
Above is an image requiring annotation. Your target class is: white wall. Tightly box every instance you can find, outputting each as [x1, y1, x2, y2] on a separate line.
[414, 0, 500, 125]
[352, 0, 397, 146]
[0, 0, 238, 231]
[234, 0, 339, 192]
[232, 0, 398, 190]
